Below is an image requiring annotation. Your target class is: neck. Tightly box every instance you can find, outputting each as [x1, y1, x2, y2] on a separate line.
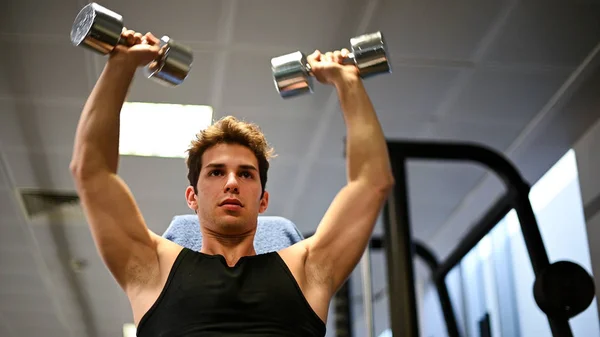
[200, 227, 256, 267]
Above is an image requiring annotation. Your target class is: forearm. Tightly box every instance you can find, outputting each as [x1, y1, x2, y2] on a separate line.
[336, 77, 393, 186]
[70, 59, 137, 178]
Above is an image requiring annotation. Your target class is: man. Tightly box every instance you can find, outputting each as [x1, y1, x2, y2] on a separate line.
[70, 28, 394, 336]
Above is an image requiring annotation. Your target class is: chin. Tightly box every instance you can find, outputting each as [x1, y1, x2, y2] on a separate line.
[217, 216, 249, 231]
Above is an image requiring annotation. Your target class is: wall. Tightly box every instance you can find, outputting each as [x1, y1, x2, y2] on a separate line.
[574, 117, 600, 312]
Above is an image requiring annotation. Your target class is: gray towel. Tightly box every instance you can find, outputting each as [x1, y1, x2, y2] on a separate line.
[162, 214, 304, 254]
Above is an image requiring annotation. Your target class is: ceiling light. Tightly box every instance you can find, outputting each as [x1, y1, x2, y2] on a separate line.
[119, 102, 213, 158]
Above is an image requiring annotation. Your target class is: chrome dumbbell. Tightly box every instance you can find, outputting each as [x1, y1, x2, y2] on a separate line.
[70, 2, 193, 87]
[270, 31, 392, 98]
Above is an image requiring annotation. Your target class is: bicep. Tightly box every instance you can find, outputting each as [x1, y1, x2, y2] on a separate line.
[306, 181, 391, 292]
[76, 173, 159, 289]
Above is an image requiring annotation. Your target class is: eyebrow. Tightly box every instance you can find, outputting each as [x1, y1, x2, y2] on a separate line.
[204, 163, 258, 171]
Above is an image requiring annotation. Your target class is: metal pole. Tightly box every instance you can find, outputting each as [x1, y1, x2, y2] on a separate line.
[360, 247, 375, 337]
[383, 150, 419, 337]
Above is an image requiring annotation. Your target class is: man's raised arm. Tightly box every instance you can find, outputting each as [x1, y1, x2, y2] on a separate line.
[304, 49, 394, 293]
[69, 30, 163, 291]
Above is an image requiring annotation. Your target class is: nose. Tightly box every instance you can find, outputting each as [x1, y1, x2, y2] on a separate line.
[223, 172, 239, 193]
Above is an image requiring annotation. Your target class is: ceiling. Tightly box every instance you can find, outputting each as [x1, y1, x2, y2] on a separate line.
[1, 0, 600, 336]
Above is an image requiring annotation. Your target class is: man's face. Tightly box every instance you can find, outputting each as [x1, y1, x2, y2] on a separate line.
[186, 143, 269, 234]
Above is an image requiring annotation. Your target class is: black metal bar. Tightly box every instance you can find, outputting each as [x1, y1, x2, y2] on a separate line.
[434, 193, 513, 280]
[334, 280, 353, 337]
[414, 241, 461, 337]
[435, 277, 461, 337]
[414, 241, 438, 271]
[386, 140, 525, 189]
[512, 192, 573, 336]
[384, 140, 570, 336]
[512, 191, 549, 280]
[383, 150, 419, 337]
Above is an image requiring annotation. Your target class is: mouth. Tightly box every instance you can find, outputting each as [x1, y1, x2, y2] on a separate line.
[220, 198, 243, 207]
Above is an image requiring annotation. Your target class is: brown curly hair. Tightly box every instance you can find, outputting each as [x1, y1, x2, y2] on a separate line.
[186, 116, 275, 197]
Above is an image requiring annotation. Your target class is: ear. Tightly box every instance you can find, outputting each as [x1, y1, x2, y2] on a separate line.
[258, 190, 269, 214]
[185, 186, 198, 213]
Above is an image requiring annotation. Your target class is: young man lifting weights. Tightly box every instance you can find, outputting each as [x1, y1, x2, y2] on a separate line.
[70, 29, 394, 336]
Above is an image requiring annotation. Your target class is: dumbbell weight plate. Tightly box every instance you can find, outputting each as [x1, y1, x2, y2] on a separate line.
[350, 31, 391, 78]
[70, 2, 125, 55]
[271, 51, 314, 99]
[143, 36, 194, 87]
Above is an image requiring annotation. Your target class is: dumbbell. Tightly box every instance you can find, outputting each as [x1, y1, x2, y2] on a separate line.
[270, 31, 391, 99]
[70, 2, 193, 87]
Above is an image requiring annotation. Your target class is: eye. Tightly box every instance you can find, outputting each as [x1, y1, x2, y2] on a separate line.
[209, 169, 223, 177]
[240, 171, 253, 179]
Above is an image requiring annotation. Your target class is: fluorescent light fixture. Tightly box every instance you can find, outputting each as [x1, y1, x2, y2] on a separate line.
[123, 323, 136, 337]
[119, 102, 213, 158]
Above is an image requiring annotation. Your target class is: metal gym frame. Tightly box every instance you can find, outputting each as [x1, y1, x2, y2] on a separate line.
[379, 140, 596, 337]
[324, 140, 596, 337]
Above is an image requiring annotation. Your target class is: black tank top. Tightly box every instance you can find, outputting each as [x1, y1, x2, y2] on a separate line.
[136, 247, 327, 337]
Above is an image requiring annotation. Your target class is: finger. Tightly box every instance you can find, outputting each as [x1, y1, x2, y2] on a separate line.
[341, 48, 350, 57]
[121, 29, 136, 45]
[324, 52, 333, 62]
[158, 45, 168, 57]
[333, 50, 342, 63]
[133, 32, 143, 45]
[307, 49, 322, 63]
[144, 32, 161, 46]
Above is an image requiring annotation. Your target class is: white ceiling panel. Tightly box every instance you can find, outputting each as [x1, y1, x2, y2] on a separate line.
[93, 0, 224, 43]
[291, 161, 347, 233]
[220, 50, 334, 111]
[0, 162, 9, 190]
[136, 196, 197, 233]
[0, 0, 79, 36]
[429, 118, 525, 152]
[261, 160, 302, 217]
[3, 315, 68, 337]
[244, 113, 322, 159]
[0, 191, 21, 221]
[0, 39, 91, 99]
[118, 155, 189, 199]
[482, 1, 600, 67]
[0, 222, 28, 250]
[232, 0, 349, 53]
[315, 109, 433, 163]
[410, 199, 470, 239]
[367, 0, 509, 60]
[0, 248, 38, 274]
[443, 66, 573, 125]
[0, 272, 47, 296]
[0, 289, 57, 313]
[0, 100, 81, 152]
[3, 150, 74, 191]
[407, 161, 486, 203]
[0, 320, 12, 337]
[364, 65, 464, 116]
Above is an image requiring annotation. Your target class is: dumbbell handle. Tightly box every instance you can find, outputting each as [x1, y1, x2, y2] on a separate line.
[304, 53, 357, 76]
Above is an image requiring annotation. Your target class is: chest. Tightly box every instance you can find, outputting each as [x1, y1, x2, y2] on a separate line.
[163, 254, 302, 313]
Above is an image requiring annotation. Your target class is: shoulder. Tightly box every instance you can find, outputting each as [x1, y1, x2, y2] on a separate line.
[278, 240, 333, 292]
